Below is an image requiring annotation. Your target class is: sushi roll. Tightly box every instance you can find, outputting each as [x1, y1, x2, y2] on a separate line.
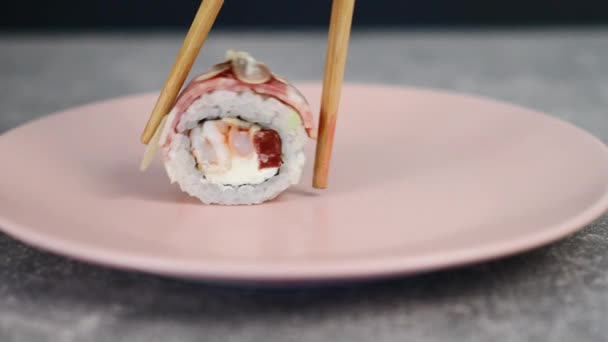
[149, 51, 315, 205]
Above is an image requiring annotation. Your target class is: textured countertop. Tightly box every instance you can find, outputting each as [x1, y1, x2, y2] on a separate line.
[0, 30, 607, 342]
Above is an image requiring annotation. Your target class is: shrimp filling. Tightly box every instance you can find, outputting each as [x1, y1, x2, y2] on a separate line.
[190, 118, 282, 186]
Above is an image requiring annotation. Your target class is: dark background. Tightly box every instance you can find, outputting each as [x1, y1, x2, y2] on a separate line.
[1, 0, 607, 31]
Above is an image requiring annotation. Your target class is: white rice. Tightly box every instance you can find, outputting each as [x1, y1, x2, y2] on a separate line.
[161, 90, 307, 205]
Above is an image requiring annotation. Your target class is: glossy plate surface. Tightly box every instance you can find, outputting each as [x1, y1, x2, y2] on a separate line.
[0, 84, 607, 281]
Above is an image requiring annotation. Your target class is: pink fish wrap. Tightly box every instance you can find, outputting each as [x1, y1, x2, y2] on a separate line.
[164, 67, 315, 149]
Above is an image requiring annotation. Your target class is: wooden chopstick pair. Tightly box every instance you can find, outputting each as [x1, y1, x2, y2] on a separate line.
[140, 0, 355, 189]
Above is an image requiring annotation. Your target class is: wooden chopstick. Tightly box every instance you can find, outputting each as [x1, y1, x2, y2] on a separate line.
[139, 116, 167, 172]
[313, 0, 355, 189]
[140, 0, 224, 144]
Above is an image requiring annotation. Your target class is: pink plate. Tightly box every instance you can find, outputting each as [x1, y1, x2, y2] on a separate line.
[1, 83, 607, 282]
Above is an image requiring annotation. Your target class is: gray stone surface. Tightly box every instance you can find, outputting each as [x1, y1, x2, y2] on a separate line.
[0, 30, 607, 341]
